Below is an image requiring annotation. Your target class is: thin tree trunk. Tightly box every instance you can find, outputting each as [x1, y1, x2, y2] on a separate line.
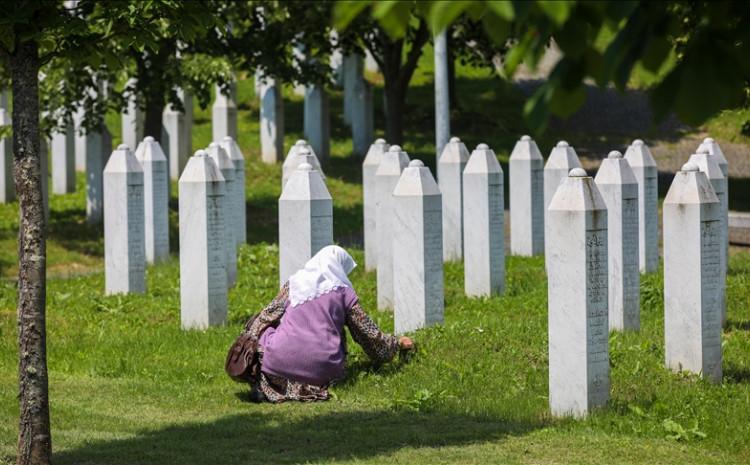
[12, 39, 52, 465]
[143, 94, 165, 143]
[383, 82, 404, 145]
[447, 30, 458, 110]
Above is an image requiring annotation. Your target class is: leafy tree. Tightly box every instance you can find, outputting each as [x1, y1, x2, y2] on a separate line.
[334, 0, 750, 134]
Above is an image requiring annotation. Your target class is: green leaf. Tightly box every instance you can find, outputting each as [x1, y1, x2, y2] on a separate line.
[523, 84, 552, 135]
[503, 29, 534, 78]
[640, 36, 672, 73]
[429, 0, 474, 35]
[372, 1, 413, 39]
[537, 0, 572, 26]
[548, 84, 586, 118]
[333, 1, 369, 30]
[481, 12, 510, 46]
[486, 1, 514, 21]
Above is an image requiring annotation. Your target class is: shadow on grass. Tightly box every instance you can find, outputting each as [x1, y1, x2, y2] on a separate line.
[54, 409, 540, 465]
[726, 319, 750, 332]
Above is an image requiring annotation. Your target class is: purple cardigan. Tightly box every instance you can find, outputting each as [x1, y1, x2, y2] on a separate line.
[259, 287, 358, 386]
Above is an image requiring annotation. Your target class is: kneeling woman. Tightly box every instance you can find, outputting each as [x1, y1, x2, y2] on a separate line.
[227, 245, 413, 402]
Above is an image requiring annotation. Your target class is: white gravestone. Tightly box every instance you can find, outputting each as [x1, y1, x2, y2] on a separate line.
[547, 167, 609, 417]
[351, 77, 374, 157]
[688, 149, 728, 326]
[282, 140, 324, 188]
[73, 107, 86, 171]
[362, 138, 390, 271]
[438, 136, 470, 262]
[699, 137, 730, 279]
[179, 150, 228, 329]
[220, 136, 247, 246]
[0, 108, 13, 203]
[85, 125, 112, 224]
[544, 141, 582, 237]
[212, 82, 238, 142]
[304, 84, 330, 165]
[595, 151, 640, 331]
[343, 53, 363, 126]
[624, 139, 658, 273]
[393, 160, 444, 334]
[259, 77, 284, 164]
[376, 145, 410, 310]
[663, 162, 722, 382]
[103, 144, 145, 295]
[207, 142, 237, 288]
[121, 80, 144, 150]
[135, 136, 170, 263]
[278, 163, 333, 285]
[52, 125, 76, 194]
[463, 143, 504, 297]
[162, 90, 191, 181]
[510, 135, 545, 256]
[40, 137, 49, 220]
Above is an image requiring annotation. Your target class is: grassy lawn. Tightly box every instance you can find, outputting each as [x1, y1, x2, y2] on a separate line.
[1, 46, 750, 464]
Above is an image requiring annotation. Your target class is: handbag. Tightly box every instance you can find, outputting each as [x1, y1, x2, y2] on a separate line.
[224, 313, 260, 383]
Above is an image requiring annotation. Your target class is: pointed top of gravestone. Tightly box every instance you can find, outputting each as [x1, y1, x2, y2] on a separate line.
[220, 136, 244, 162]
[549, 169, 607, 212]
[136, 136, 167, 163]
[280, 162, 331, 201]
[704, 137, 714, 144]
[364, 138, 390, 166]
[376, 146, 410, 176]
[624, 138, 656, 168]
[665, 163, 718, 205]
[465, 143, 502, 175]
[595, 152, 637, 186]
[546, 141, 582, 170]
[295, 139, 307, 146]
[439, 137, 470, 164]
[697, 137, 727, 167]
[393, 159, 441, 197]
[569, 168, 587, 177]
[206, 142, 235, 178]
[179, 150, 226, 184]
[283, 141, 323, 174]
[104, 144, 143, 175]
[687, 152, 724, 183]
[298, 147, 311, 156]
[510, 134, 543, 161]
[682, 162, 699, 172]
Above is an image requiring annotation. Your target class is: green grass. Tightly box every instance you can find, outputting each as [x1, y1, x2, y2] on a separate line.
[1, 46, 750, 464]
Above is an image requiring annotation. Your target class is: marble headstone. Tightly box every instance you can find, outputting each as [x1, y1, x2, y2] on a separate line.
[282, 140, 324, 188]
[699, 137, 730, 276]
[393, 160, 444, 334]
[259, 77, 284, 164]
[342, 53, 363, 126]
[544, 141, 582, 236]
[207, 142, 237, 287]
[362, 138, 389, 271]
[212, 82, 238, 142]
[624, 139, 658, 273]
[278, 163, 333, 285]
[103, 144, 145, 294]
[509, 135, 545, 256]
[220, 136, 247, 246]
[179, 150, 228, 329]
[121, 80, 144, 150]
[51, 125, 76, 194]
[376, 145, 410, 310]
[73, 107, 86, 171]
[135, 136, 170, 263]
[595, 151, 640, 331]
[663, 162, 722, 382]
[463, 143, 504, 297]
[437, 136, 470, 262]
[85, 125, 113, 224]
[351, 77, 374, 157]
[0, 108, 13, 202]
[304, 84, 330, 165]
[547, 167, 609, 417]
[161, 90, 191, 181]
[688, 149, 728, 325]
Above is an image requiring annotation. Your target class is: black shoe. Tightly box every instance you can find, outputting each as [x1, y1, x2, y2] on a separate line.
[249, 385, 266, 403]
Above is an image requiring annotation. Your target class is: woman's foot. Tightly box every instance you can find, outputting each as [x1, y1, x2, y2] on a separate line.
[249, 385, 266, 403]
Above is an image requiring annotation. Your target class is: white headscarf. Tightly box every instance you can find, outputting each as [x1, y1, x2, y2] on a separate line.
[288, 245, 357, 308]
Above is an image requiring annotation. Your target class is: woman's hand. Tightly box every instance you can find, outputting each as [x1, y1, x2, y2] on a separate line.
[398, 336, 414, 351]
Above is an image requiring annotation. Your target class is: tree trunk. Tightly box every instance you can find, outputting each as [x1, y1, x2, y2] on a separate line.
[382, 81, 404, 145]
[12, 39, 52, 465]
[143, 93, 165, 143]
